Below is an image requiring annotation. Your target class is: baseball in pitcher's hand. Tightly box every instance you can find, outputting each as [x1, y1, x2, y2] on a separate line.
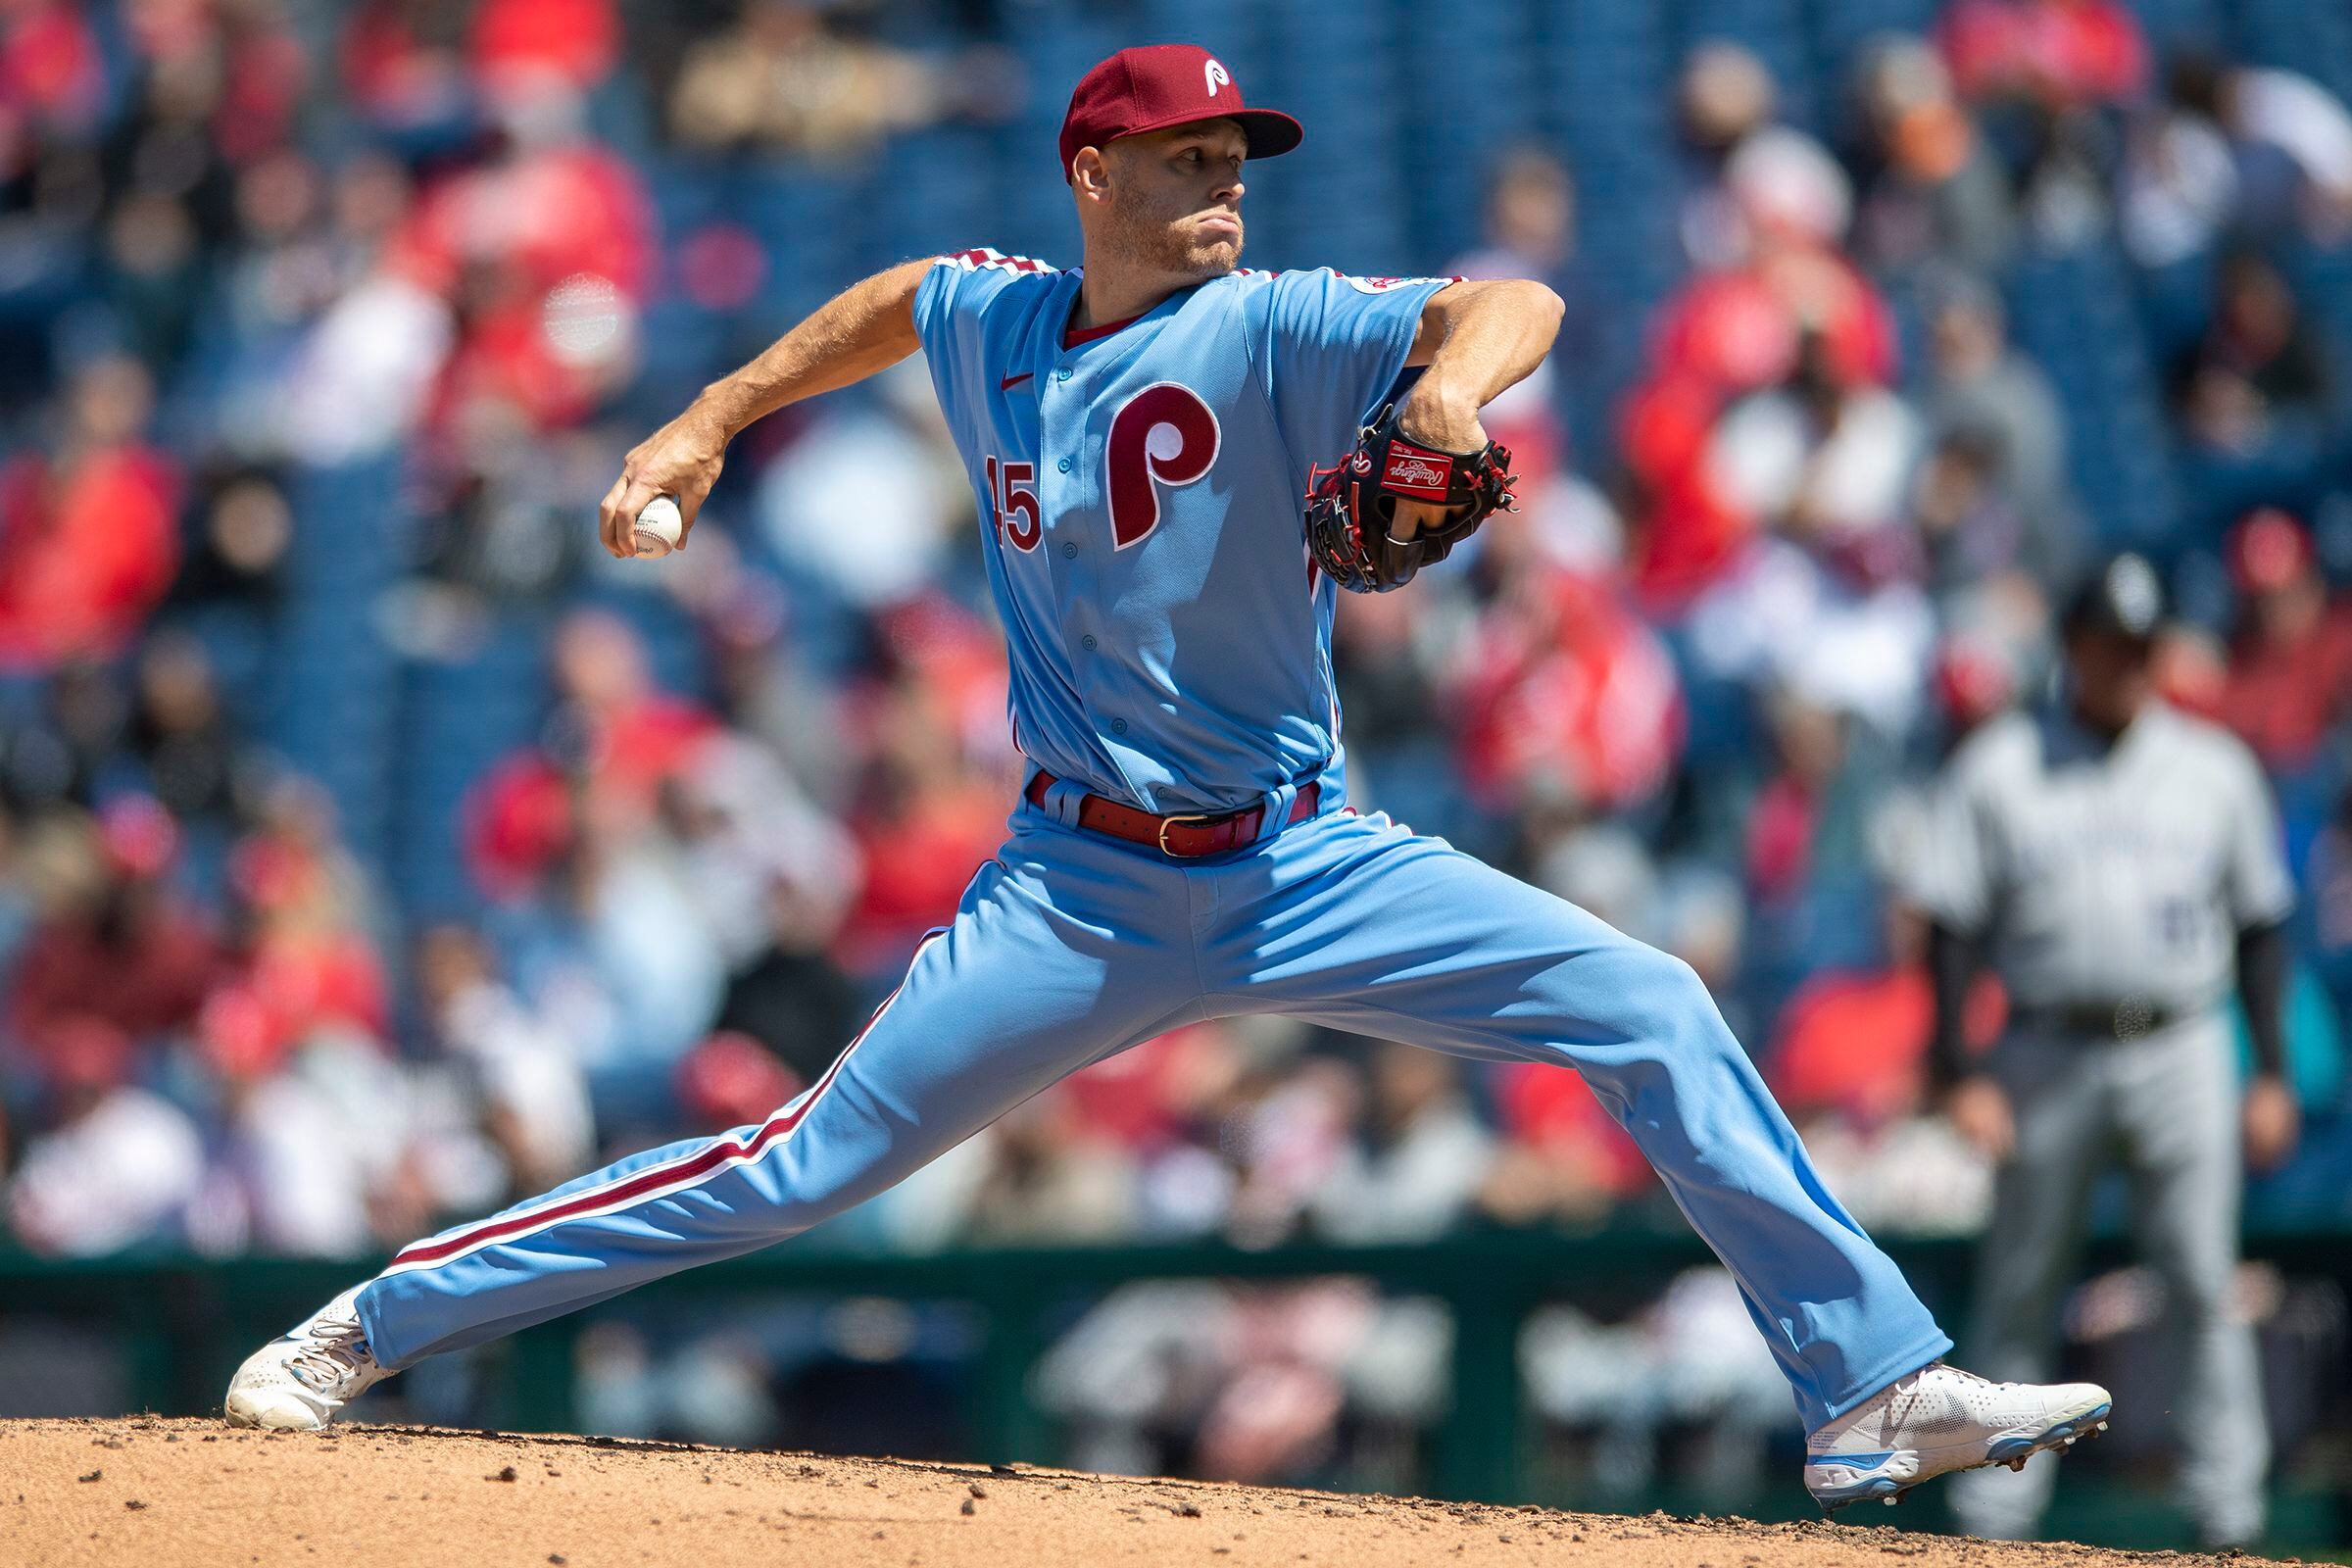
[598, 402, 730, 559]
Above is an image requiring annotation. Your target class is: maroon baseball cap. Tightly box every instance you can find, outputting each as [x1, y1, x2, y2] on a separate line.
[1058, 45, 1303, 183]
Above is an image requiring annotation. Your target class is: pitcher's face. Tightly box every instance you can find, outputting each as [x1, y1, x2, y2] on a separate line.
[1095, 120, 1250, 281]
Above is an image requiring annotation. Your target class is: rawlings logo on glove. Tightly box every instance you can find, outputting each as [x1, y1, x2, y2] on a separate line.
[1382, 448, 1456, 497]
[1302, 404, 1516, 593]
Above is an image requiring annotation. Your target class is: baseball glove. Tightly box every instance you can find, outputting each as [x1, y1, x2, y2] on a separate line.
[1303, 404, 1517, 593]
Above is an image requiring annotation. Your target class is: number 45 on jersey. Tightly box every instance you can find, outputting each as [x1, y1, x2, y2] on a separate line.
[987, 383, 1221, 554]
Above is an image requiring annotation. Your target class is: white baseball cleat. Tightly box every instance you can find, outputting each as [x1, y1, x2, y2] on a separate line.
[223, 1285, 392, 1431]
[1804, 1361, 2111, 1511]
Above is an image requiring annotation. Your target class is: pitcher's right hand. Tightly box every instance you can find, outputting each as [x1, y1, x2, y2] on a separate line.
[598, 402, 730, 559]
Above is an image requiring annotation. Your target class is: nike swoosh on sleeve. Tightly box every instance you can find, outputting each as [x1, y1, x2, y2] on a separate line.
[1000, 371, 1034, 390]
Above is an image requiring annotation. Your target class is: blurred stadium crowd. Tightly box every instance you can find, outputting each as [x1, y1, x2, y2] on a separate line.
[6, 0, 2352, 1493]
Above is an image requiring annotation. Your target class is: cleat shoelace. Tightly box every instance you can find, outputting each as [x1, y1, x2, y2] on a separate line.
[285, 1319, 369, 1395]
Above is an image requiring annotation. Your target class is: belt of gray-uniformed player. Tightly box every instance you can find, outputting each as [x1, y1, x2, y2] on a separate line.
[2010, 996, 2209, 1042]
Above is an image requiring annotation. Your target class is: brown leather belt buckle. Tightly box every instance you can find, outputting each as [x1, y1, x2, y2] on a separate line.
[1156, 811, 1214, 856]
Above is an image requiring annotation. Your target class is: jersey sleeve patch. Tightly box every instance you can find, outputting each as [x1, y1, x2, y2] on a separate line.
[936, 247, 1058, 274]
[1340, 273, 1460, 293]
[915, 248, 1060, 369]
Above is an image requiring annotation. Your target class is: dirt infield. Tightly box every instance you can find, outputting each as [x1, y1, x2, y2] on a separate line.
[0, 1417, 2303, 1568]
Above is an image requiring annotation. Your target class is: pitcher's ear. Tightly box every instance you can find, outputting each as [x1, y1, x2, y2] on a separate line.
[1070, 146, 1111, 204]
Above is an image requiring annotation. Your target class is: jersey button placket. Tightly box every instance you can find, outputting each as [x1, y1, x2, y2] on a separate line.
[1040, 361, 1114, 743]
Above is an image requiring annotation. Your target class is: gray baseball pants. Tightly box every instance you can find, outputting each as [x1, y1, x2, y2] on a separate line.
[1946, 1012, 2267, 1544]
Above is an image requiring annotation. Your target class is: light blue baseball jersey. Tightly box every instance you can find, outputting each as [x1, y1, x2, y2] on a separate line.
[913, 248, 1446, 814]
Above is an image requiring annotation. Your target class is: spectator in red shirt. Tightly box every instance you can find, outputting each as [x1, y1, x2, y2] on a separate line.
[469, 0, 619, 105]
[1937, 0, 2147, 227]
[1480, 1057, 1655, 1227]
[388, 128, 653, 306]
[396, 131, 657, 440]
[1768, 902, 2005, 1129]
[0, 357, 181, 670]
[1621, 130, 1899, 607]
[339, 2, 471, 136]
[467, 610, 721, 899]
[124, 0, 310, 167]
[837, 665, 1006, 977]
[1937, 0, 2147, 115]
[222, 816, 392, 1053]
[0, 1, 106, 147]
[2222, 507, 2352, 773]
[8, 798, 220, 1065]
[1449, 564, 1685, 815]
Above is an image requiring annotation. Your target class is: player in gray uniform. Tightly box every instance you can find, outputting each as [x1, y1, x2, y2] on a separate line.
[1915, 553, 2301, 1546]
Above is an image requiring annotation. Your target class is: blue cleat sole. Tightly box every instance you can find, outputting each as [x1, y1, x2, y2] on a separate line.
[1984, 1401, 2112, 1466]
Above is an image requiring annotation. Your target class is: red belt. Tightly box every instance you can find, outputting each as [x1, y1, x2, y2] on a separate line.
[1024, 770, 1319, 858]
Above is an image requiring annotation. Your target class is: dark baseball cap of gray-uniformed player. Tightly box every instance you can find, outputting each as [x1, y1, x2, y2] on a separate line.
[1058, 45, 1303, 183]
[2063, 552, 2167, 645]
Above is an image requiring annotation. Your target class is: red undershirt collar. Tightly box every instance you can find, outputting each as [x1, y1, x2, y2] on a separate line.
[1063, 310, 1144, 350]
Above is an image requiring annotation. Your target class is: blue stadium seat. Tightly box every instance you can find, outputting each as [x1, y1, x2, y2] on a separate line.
[1535, 0, 1682, 460]
[391, 614, 553, 921]
[740, 166, 868, 325]
[2284, 241, 2352, 436]
[1812, 0, 1940, 85]
[2126, 0, 2228, 59]
[1141, 0, 1267, 83]
[273, 460, 410, 872]
[1396, 1, 1544, 258]
[883, 128, 1004, 262]
[2006, 243, 2183, 555]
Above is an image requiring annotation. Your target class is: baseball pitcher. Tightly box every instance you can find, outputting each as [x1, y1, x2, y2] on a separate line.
[225, 45, 2109, 1510]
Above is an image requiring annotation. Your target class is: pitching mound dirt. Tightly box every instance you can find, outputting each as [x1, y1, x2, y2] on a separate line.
[0, 1417, 2300, 1568]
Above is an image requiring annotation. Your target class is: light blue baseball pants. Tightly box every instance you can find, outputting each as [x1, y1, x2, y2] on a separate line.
[358, 791, 1949, 1431]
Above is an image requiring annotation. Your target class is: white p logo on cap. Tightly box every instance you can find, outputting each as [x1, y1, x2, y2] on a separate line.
[1204, 58, 1231, 97]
